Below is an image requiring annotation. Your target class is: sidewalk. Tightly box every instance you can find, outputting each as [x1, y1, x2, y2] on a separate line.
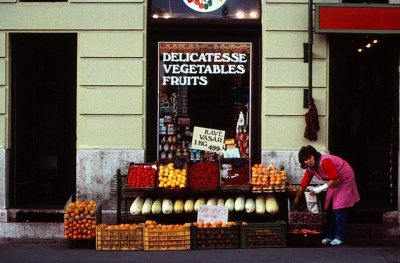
[0, 239, 399, 263]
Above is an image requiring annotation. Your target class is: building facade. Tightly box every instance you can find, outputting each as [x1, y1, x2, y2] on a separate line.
[0, 0, 399, 229]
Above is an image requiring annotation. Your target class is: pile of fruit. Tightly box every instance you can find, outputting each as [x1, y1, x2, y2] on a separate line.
[189, 161, 219, 190]
[157, 162, 187, 190]
[144, 220, 187, 230]
[64, 200, 97, 240]
[97, 223, 140, 230]
[192, 221, 237, 228]
[126, 164, 156, 188]
[251, 164, 287, 192]
[289, 229, 321, 235]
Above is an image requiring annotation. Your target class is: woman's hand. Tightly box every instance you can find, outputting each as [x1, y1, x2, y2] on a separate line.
[310, 183, 328, 195]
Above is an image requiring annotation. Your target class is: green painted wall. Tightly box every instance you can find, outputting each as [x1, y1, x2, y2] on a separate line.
[0, 1, 147, 150]
[262, 0, 330, 151]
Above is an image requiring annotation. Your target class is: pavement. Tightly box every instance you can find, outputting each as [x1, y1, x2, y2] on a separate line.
[0, 239, 399, 263]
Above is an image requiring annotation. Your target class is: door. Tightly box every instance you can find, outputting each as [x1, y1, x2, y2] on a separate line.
[329, 34, 399, 214]
[10, 33, 77, 208]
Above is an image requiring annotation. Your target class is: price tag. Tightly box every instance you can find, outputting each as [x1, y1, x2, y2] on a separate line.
[191, 126, 225, 153]
[197, 205, 229, 223]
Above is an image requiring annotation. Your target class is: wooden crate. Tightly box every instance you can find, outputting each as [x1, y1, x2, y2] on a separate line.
[240, 221, 287, 248]
[96, 225, 144, 251]
[288, 199, 325, 233]
[143, 224, 190, 251]
[190, 224, 240, 249]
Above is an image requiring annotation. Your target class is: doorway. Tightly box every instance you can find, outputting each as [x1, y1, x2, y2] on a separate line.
[329, 35, 399, 215]
[10, 33, 77, 208]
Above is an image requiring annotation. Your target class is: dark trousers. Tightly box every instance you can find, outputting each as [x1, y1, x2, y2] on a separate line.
[326, 200, 348, 241]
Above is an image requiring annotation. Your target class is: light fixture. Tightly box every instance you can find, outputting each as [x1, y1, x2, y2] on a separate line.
[152, 14, 159, 19]
[249, 11, 258, 19]
[357, 48, 363, 53]
[163, 13, 172, 19]
[373, 39, 378, 44]
[365, 43, 371, 48]
[236, 11, 245, 19]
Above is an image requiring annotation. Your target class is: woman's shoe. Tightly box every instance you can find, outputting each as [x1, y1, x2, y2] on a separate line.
[330, 239, 342, 246]
[321, 238, 332, 245]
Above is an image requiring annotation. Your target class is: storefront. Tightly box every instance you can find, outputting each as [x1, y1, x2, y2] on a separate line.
[316, 3, 400, 218]
[0, 0, 399, 239]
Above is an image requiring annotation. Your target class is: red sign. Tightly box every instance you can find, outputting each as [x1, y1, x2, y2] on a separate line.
[316, 4, 400, 33]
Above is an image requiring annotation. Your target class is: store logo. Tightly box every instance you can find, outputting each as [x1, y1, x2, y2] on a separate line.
[183, 0, 227, 13]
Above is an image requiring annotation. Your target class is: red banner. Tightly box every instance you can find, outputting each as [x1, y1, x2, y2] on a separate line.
[316, 5, 400, 33]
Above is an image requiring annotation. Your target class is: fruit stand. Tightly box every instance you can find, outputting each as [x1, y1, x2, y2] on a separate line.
[64, 160, 326, 250]
[111, 160, 292, 250]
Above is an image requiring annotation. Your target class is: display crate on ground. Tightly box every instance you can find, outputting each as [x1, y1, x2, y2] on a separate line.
[63, 195, 102, 248]
[240, 221, 287, 248]
[143, 224, 191, 251]
[96, 225, 144, 251]
[287, 197, 325, 247]
[190, 224, 240, 249]
[288, 199, 325, 233]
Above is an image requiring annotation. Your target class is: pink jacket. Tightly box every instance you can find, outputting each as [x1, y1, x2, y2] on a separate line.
[308, 155, 360, 210]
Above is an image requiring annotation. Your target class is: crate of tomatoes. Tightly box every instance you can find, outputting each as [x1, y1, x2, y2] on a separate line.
[189, 161, 219, 191]
[125, 162, 157, 193]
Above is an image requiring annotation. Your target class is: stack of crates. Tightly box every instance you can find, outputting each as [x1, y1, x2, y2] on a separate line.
[287, 194, 325, 247]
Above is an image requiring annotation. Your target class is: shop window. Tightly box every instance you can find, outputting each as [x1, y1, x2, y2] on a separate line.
[158, 42, 252, 166]
[150, 0, 260, 22]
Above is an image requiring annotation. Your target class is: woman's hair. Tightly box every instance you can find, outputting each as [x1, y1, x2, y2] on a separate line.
[298, 145, 321, 169]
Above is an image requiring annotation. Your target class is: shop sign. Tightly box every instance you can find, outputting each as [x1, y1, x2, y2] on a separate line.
[183, 0, 227, 13]
[192, 126, 225, 153]
[316, 4, 400, 33]
[197, 205, 228, 223]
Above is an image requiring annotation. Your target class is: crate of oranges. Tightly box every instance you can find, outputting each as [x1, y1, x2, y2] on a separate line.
[64, 197, 101, 248]
[96, 223, 144, 251]
[143, 220, 190, 251]
[251, 164, 287, 193]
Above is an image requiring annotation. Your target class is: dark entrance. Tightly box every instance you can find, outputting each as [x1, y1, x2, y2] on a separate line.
[10, 33, 77, 208]
[329, 35, 399, 217]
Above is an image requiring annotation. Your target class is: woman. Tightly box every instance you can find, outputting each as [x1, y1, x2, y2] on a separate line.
[294, 145, 360, 246]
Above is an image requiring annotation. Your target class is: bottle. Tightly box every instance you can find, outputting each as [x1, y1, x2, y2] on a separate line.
[236, 111, 245, 133]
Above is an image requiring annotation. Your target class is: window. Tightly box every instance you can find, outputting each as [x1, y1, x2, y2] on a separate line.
[158, 42, 252, 164]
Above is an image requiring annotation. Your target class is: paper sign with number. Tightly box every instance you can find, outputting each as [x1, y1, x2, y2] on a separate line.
[191, 126, 225, 153]
[197, 205, 229, 223]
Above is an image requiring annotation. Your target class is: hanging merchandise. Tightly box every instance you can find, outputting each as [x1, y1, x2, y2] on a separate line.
[236, 111, 249, 158]
[304, 98, 320, 141]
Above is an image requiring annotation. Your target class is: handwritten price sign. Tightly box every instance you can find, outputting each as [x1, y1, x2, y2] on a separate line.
[191, 126, 225, 153]
[197, 205, 228, 223]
